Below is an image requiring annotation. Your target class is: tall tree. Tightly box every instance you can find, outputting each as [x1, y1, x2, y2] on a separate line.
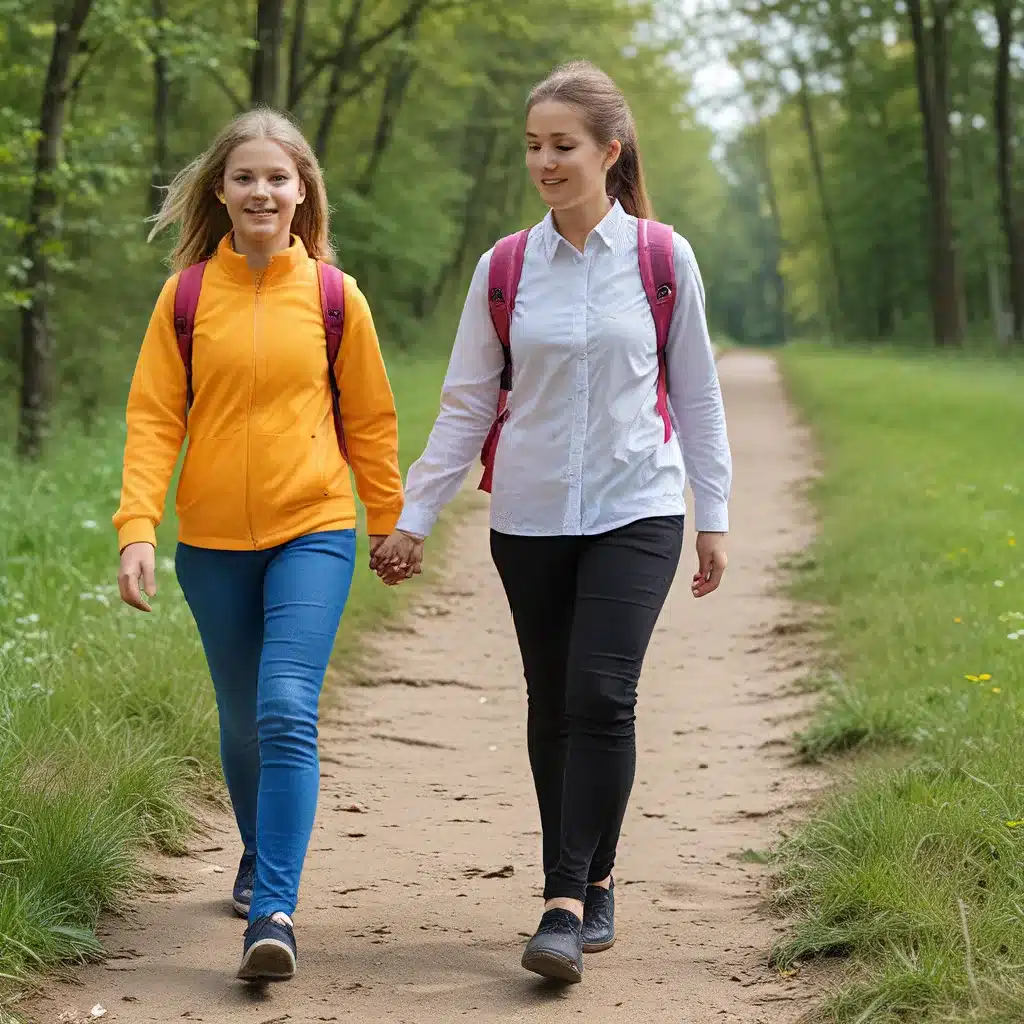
[149, 0, 170, 217]
[251, 0, 286, 106]
[792, 55, 845, 333]
[906, 0, 963, 346]
[994, 0, 1023, 342]
[18, 0, 96, 460]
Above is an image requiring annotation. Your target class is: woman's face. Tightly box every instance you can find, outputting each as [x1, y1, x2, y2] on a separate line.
[219, 137, 305, 251]
[525, 100, 621, 213]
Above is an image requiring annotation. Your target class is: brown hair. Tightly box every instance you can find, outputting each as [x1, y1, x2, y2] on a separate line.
[527, 60, 653, 220]
[147, 107, 334, 272]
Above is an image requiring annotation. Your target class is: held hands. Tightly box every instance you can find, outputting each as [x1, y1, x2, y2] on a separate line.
[369, 530, 424, 586]
[119, 541, 157, 611]
[692, 531, 728, 598]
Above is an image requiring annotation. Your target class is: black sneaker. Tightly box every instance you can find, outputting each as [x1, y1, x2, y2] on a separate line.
[582, 877, 615, 953]
[520, 908, 584, 983]
[232, 850, 257, 918]
[237, 913, 297, 981]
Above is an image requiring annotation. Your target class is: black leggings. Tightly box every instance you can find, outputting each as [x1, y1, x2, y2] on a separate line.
[490, 515, 684, 904]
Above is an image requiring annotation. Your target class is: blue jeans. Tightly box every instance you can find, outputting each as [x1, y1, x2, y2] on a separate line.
[175, 529, 356, 921]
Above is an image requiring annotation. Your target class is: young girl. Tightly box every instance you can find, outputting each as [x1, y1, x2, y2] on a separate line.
[113, 109, 404, 983]
[372, 61, 732, 984]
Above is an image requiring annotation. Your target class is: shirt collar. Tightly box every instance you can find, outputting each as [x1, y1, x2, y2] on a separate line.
[540, 198, 628, 263]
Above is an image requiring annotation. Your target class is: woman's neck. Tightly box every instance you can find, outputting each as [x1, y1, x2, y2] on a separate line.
[231, 230, 292, 273]
[551, 193, 611, 254]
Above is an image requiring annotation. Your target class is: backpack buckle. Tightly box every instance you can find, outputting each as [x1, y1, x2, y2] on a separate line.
[489, 287, 504, 304]
[656, 284, 672, 301]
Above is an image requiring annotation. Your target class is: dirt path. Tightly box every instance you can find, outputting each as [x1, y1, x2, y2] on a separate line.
[24, 350, 822, 1024]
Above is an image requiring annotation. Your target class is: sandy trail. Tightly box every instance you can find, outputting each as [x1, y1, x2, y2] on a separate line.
[23, 349, 822, 1024]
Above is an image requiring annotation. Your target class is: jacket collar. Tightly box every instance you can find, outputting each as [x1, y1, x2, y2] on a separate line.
[211, 232, 310, 285]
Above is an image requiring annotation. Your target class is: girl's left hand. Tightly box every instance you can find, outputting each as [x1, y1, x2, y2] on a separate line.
[692, 531, 728, 598]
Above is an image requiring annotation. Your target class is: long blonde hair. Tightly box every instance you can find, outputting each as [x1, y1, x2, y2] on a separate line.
[527, 61, 653, 221]
[148, 107, 335, 272]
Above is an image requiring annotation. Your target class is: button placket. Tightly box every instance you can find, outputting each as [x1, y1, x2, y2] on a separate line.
[566, 252, 592, 532]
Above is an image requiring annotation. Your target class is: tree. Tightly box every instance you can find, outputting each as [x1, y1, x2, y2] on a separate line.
[251, 0, 286, 105]
[906, 0, 963, 346]
[18, 0, 96, 460]
[993, 0, 1023, 341]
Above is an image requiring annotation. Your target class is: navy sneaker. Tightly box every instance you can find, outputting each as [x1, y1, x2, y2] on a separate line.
[582, 877, 615, 953]
[520, 908, 583, 983]
[237, 912, 297, 981]
[232, 850, 256, 918]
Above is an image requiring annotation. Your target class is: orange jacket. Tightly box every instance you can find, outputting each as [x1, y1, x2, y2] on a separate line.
[113, 234, 403, 551]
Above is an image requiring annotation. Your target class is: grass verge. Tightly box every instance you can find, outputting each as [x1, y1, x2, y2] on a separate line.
[772, 342, 1024, 1023]
[0, 346, 451, 999]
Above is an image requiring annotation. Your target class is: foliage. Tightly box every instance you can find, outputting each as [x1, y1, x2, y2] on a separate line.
[0, 0, 735, 445]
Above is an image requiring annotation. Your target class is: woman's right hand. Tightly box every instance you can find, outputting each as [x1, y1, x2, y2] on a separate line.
[118, 541, 157, 611]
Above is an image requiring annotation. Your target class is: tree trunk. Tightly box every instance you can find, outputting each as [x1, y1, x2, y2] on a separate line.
[752, 124, 787, 343]
[314, 0, 365, 159]
[426, 89, 500, 313]
[150, 0, 170, 217]
[286, 0, 308, 111]
[18, 0, 95, 461]
[251, 0, 286, 107]
[793, 59, 845, 333]
[907, 0, 963, 346]
[994, 0, 1024, 342]
[356, 23, 418, 195]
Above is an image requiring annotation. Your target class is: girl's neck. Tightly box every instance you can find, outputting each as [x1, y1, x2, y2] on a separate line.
[231, 230, 292, 273]
[551, 193, 612, 254]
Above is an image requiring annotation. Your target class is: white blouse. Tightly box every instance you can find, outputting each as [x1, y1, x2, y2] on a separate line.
[396, 200, 732, 538]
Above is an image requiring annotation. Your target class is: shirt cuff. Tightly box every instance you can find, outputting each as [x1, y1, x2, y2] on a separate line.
[396, 501, 440, 539]
[117, 518, 157, 552]
[693, 501, 729, 533]
[366, 505, 403, 536]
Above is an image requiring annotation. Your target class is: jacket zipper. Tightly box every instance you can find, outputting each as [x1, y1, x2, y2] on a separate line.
[245, 272, 263, 548]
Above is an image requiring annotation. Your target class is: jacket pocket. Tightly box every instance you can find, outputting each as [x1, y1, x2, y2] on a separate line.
[175, 436, 250, 540]
[252, 431, 332, 521]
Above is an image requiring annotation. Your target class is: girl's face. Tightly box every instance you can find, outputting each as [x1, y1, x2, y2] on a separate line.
[525, 100, 621, 213]
[218, 137, 306, 251]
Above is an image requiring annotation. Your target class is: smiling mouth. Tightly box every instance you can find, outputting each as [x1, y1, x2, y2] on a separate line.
[541, 179, 567, 186]
[245, 208, 277, 216]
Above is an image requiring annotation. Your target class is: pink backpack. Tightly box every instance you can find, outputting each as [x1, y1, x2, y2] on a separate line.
[171, 259, 349, 460]
[478, 218, 677, 493]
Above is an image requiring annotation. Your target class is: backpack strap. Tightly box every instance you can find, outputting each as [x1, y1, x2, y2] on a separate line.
[317, 260, 349, 463]
[479, 228, 529, 493]
[637, 219, 676, 442]
[172, 261, 208, 414]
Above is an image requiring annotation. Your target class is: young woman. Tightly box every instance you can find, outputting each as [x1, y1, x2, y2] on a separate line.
[372, 61, 732, 984]
[113, 109, 404, 983]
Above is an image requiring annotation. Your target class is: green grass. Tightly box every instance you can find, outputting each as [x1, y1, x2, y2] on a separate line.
[0, 347, 450, 996]
[772, 342, 1024, 1022]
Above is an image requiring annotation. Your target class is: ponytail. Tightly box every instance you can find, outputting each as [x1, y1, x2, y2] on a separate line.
[606, 141, 653, 220]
